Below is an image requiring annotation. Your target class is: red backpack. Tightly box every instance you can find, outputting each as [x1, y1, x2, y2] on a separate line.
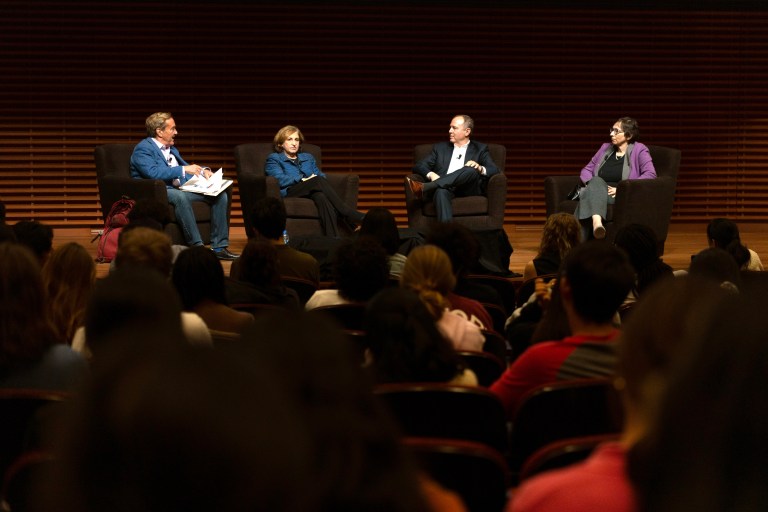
[95, 196, 135, 263]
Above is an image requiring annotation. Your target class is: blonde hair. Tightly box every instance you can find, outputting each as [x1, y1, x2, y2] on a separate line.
[399, 245, 455, 319]
[145, 112, 173, 137]
[272, 125, 304, 152]
[538, 212, 581, 260]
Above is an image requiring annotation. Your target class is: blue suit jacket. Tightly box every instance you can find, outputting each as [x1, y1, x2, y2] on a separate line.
[130, 137, 190, 188]
[412, 140, 499, 180]
[264, 151, 326, 197]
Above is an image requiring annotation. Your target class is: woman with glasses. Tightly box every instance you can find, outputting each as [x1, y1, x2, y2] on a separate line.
[573, 117, 656, 240]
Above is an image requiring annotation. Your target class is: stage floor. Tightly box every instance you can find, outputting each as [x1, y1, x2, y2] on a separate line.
[55, 222, 768, 279]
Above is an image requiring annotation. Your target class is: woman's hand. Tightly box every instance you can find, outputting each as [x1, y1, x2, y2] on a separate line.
[607, 186, 617, 197]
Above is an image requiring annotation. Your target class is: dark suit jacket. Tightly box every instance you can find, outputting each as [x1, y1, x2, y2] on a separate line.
[412, 140, 499, 180]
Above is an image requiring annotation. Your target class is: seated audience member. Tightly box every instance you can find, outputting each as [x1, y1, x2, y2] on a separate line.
[400, 244, 484, 352]
[42, 242, 96, 345]
[706, 217, 763, 271]
[12, 219, 54, 265]
[230, 196, 320, 284]
[78, 268, 190, 362]
[523, 212, 581, 282]
[44, 338, 317, 512]
[171, 246, 255, 334]
[305, 237, 390, 309]
[359, 207, 408, 277]
[688, 247, 741, 292]
[235, 310, 462, 511]
[614, 223, 673, 304]
[72, 227, 212, 356]
[365, 287, 478, 386]
[127, 197, 188, 261]
[629, 283, 768, 512]
[491, 241, 634, 416]
[0, 224, 15, 244]
[426, 222, 505, 313]
[225, 239, 299, 309]
[0, 243, 87, 391]
[508, 278, 731, 512]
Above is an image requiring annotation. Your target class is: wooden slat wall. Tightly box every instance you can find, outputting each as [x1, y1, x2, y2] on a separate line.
[1, 2, 767, 229]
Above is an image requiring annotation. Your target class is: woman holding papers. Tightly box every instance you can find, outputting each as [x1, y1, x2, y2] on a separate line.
[265, 125, 364, 238]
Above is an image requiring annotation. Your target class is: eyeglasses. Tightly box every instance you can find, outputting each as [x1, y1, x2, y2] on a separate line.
[609, 128, 625, 135]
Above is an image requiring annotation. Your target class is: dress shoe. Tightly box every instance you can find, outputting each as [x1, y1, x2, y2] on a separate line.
[213, 248, 239, 261]
[407, 177, 424, 200]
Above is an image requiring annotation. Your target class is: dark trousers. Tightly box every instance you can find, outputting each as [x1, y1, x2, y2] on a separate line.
[422, 167, 483, 222]
[287, 177, 362, 237]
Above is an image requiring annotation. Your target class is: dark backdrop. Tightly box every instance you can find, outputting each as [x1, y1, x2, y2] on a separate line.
[2, 1, 767, 228]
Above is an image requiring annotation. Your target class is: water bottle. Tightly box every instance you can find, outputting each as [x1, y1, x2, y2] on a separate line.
[282, 229, 290, 245]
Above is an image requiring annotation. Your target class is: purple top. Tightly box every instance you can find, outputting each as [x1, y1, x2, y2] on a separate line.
[580, 142, 656, 183]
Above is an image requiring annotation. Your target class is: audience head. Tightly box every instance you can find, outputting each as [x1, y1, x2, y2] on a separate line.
[0, 224, 16, 244]
[706, 217, 750, 268]
[615, 116, 640, 142]
[115, 227, 173, 277]
[239, 239, 281, 287]
[400, 244, 456, 319]
[236, 310, 429, 511]
[145, 111, 173, 138]
[12, 220, 54, 264]
[128, 198, 171, 227]
[629, 284, 768, 512]
[539, 212, 581, 260]
[42, 242, 96, 344]
[365, 287, 464, 384]
[273, 125, 304, 152]
[359, 207, 400, 256]
[332, 237, 390, 302]
[559, 241, 634, 324]
[49, 342, 312, 512]
[614, 223, 673, 295]
[0, 242, 57, 370]
[248, 196, 287, 240]
[619, 278, 729, 435]
[84, 267, 186, 359]
[425, 222, 480, 277]
[689, 247, 741, 292]
[172, 245, 228, 310]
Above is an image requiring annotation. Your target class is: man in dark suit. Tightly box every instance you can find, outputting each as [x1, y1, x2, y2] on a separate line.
[408, 114, 499, 222]
[129, 112, 237, 260]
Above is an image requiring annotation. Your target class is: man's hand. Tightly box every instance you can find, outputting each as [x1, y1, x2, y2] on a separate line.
[426, 171, 440, 182]
[183, 164, 204, 177]
[466, 160, 484, 173]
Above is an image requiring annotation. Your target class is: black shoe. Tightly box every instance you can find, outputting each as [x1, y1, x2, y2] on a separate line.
[213, 248, 239, 261]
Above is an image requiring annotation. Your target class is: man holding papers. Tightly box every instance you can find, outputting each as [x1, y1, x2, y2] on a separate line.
[130, 112, 237, 260]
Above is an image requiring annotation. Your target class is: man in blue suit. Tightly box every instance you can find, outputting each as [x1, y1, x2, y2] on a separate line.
[408, 114, 500, 223]
[130, 112, 237, 260]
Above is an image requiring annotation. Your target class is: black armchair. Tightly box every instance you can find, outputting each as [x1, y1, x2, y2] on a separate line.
[404, 143, 507, 233]
[544, 145, 681, 253]
[234, 143, 360, 238]
[94, 143, 232, 246]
